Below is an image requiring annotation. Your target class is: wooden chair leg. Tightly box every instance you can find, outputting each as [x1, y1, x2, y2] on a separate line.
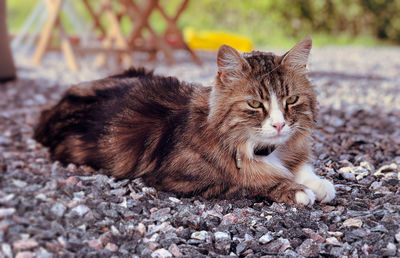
[156, 0, 202, 65]
[126, 0, 158, 47]
[82, 0, 107, 36]
[57, 18, 78, 71]
[124, 0, 174, 64]
[95, 0, 131, 67]
[95, 31, 113, 67]
[32, 0, 64, 65]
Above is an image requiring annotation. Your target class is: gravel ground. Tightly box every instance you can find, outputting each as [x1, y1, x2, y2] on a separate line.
[1, 48, 400, 257]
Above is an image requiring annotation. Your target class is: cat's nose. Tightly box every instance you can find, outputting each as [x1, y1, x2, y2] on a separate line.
[272, 122, 285, 133]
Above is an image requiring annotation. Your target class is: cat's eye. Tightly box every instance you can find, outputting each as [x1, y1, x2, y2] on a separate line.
[286, 95, 299, 105]
[247, 100, 262, 109]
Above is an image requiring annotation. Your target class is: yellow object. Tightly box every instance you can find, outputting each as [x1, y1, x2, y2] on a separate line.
[184, 28, 253, 52]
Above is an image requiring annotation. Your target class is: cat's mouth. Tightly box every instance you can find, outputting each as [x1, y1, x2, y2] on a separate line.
[254, 145, 276, 157]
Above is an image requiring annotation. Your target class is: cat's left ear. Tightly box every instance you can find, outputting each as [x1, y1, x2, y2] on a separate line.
[281, 37, 312, 73]
[217, 45, 250, 85]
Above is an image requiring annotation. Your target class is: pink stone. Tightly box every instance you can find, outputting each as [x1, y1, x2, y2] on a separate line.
[302, 228, 325, 243]
[105, 242, 118, 252]
[87, 239, 103, 250]
[13, 238, 39, 252]
[168, 244, 183, 258]
[221, 213, 238, 225]
[64, 176, 79, 185]
[15, 251, 35, 258]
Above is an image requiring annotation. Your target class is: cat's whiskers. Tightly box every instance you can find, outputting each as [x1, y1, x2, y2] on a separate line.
[293, 126, 312, 139]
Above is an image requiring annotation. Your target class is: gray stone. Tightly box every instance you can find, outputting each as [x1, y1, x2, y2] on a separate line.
[151, 248, 172, 258]
[259, 232, 274, 244]
[0, 208, 16, 218]
[71, 205, 90, 216]
[50, 202, 66, 218]
[1, 243, 13, 257]
[214, 232, 231, 254]
[298, 239, 320, 257]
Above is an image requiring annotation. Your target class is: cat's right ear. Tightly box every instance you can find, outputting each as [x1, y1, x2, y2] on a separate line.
[217, 45, 250, 85]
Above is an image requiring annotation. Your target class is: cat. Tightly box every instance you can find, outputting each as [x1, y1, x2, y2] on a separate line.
[34, 38, 335, 206]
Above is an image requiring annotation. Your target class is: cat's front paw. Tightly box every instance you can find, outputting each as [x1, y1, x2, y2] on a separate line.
[307, 178, 336, 203]
[295, 164, 336, 203]
[295, 188, 315, 206]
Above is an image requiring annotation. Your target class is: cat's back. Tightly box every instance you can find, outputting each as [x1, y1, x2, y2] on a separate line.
[34, 67, 197, 170]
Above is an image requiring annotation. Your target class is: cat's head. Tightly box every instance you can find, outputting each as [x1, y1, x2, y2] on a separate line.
[209, 38, 317, 159]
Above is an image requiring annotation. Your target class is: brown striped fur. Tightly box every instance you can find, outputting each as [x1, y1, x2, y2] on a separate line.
[34, 38, 328, 205]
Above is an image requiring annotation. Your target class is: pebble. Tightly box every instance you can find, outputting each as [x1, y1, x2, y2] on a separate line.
[12, 179, 28, 188]
[360, 161, 374, 172]
[148, 222, 172, 234]
[87, 239, 103, 250]
[50, 202, 66, 218]
[105, 242, 118, 252]
[15, 252, 36, 258]
[326, 237, 342, 246]
[168, 197, 181, 203]
[150, 207, 171, 221]
[395, 230, 400, 243]
[298, 239, 320, 257]
[64, 176, 79, 185]
[0, 208, 16, 218]
[361, 243, 372, 255]
[269, 238, 291, 252]
[259, 232, 274, 244]
[151, 248, 172, 258]
[220, 213, 238, 225]
[235, 241, 248, 255]
[71, 204, 90, 216]
[328, 231, 343, 237]
[136, 223, 146, 236]
[66, 163, 77, 172]
[109, 188, 127, 196]
[383, 242, 397, 256]
[13, 238, 39, 252]
[375, 163, 398, 176]
[342, 172, 356, 181]
[0, 193, 15, 204]
[0, 221, 10, 233]
[343, 218, 363, 228]
[1, 243, 13, 257]
[168, 244, 183, 257]
[191, 231, 209, 241]
[302, 228, 325, 243]
[214, 232, 231, 254]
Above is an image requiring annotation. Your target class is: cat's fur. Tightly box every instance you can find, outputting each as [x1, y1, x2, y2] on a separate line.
[34, 38, 335, 205]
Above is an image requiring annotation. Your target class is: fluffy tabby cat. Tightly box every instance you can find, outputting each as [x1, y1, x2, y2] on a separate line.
[34, 38, 335, 205]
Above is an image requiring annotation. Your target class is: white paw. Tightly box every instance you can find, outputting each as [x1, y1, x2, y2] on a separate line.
[307, 178, 336, 203]
[295, 188, 315, 206]
[295, 164, 336, 203]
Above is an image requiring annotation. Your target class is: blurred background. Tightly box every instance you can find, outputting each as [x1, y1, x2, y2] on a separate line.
[2, 0, 400, 83]
[7, 0, 400, 49]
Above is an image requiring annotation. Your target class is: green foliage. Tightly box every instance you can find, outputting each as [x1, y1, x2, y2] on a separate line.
[6, 0, 400, 47]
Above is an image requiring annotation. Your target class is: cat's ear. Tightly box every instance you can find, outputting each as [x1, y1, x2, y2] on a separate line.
[281, 37, 312, 72]
[217, 45, 250, 85]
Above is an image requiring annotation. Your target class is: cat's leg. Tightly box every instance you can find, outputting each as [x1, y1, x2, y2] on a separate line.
[294, 163, 335, 203]
[265, 153, 316, 205]
[250, 152, 316, 206]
